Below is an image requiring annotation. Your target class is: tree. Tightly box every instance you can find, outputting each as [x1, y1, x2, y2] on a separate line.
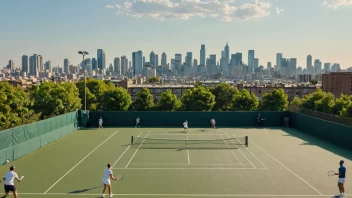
[156, 90, 181, 111]
[0, 81, 40, 130]
[76, 78, 115, 110]
[300, 89, 325, 110]
[181, 86, 215, 111]
[101, 87, 132, 111]
[314, 92, 335, 113]
[147, 77, 160, 84]
[311, 79, 318, 85]
[30, 82, 81, 118]
[332, 94, 352, 116]
[231, 89, 258, 111]
[259, 89, 288, 111]
[211, 83, 239, 111]
[290, 97, 303, 107]
[132, 88, 154, 111]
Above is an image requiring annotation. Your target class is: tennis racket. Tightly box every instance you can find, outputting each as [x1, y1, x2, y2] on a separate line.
[20, 176, 24, 180]
[116, 175, 123, 181]
[328, 170, 336, 177]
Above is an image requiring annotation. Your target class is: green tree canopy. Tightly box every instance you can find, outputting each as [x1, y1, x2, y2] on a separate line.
[211, 83, 240, 111]
[132, 88, 155, 111]
[259, 89, 288, 111]
[181, 86, 216, 111]
[147, 77, 160, 84]
[300, 89, 325, 110]
[314, 92, 335, 113]
[290, 97, 303, 107]
[311, 79, 318, 85]
[101, 87, 132, 111]
[76, 78, 115, 110]
[30, 82, 81, 119]
[231, 89, 258, 111]
[0, 81, 40, 130]
[332, 94, 352, 116]
[156, 90, 181, 111]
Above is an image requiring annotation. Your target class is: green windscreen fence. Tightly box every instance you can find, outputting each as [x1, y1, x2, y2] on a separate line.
[0, 111, 85, 165]
[89, 111, 288, 127]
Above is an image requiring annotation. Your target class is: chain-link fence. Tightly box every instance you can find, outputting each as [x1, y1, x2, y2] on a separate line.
[288, 106, 352, 127]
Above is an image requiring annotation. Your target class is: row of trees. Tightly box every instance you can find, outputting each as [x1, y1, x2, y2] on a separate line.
[290, 89, 352, 117]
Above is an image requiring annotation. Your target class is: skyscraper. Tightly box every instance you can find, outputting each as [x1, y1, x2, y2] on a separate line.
[161, 52, 167, 66]
[150, 51, 156, 68]
[114, 57, 121, 75]
[324, 63, 331, 72]
[7, 60, 14, 70]
[314, 59, 322, 74]
[248, 50, 255, 72]
[22, 55, 29, 74]
[39, 55, 43, 71]
[92, 58, 97, 71]
[175, 54, 182, 73]
[193, 59, 198, 67]
[121, 56, 128, 75]
[254, 58, 259, 69]
[224, 43, 230, 65]
[235, 53, 242, 66]
[155, 54, 159, 68]
[64, 59, 69, 73]
[186, 52, 192, 68]
[132, 50, 143, 76]
[200, 45, 206, 66]
[44, 61, 52, 73]
[29, 54, 40, 77]
[97, 49, 106, 70]
[276, 53, 283, 73]
[289, 58, 297, 75]
[267, 62, 272, 69]
[307, 55, 313, 73]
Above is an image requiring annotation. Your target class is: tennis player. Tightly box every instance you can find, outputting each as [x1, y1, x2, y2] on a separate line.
[210, 118, 216, 129]
[135, 117, 140, 128]
[102, 163, 117, 198]
[256, 114, 261, 126]
[335, 160, 346, 198]
[99, 117, 103, 129]
[183, 120, 188, 133]
[2, 166, 22, 198]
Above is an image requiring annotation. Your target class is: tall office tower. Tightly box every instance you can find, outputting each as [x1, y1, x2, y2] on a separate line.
[121, 56, 128, 75]
[161, 52, 167, 66]
[44, 61, 52, 73]
[235, 53, 242, 66]
[143, 56, 146, 69]
[22, 55, 29, 74]
[281, 58, 289, 75]
[114, 57, 121, 75]
[314, 59, 322, 74]
[193, 59, 198, 67]
[267, 62, 272, 69]
[200, 44, 206, 66]
[254, 58, 259, 69]
[324, 63, 331, 72]
[186, 52, 192, 68]
[208, 55, 217, 74]
[64, 59, 70, 73]
[150, 51, 156, 68]
[29, 54, 40, 77]
[276, 53, 283, 73]
[132, 50, 143, 76]
[7, 60, 15, 70]
[39, 55, 43, 71]
[230, 54, 236, 68]
[289, 58, 297, 75]
[248, 50, 255, 71]
[92, 58, 97, 71]
[307, 55, 313, 74]
[97, 49, 106, 70]
[175, 54, 182, 73]
[224, 43, 230, 65]
[155, 54, 159, 68]
[84, 59, 92, 75]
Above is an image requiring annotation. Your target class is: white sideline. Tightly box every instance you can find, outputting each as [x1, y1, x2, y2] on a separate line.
[125, 131, 151, 168]
[112, 131, 143, 167]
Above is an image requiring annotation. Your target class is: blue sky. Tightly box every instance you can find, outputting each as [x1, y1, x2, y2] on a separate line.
[1, 0, 352, 69]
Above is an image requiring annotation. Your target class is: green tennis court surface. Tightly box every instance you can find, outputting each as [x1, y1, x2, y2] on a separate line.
[1, 127, 351, 198]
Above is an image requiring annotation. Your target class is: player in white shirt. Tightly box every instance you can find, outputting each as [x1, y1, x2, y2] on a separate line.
[2, 166, 22, 198]
[210, 118, 216, 129]
[183, 120, 188, 133]
[99, 117, 103, 129]
[135, 117, 140, 128]
[102, 163, 117, 198]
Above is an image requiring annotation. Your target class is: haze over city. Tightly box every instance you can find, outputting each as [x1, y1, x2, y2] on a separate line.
[1, 0, 352, 69]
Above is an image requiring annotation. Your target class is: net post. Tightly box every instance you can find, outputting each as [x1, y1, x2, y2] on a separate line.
[131, 136, 133, 144]
[245, 136, 248, 147]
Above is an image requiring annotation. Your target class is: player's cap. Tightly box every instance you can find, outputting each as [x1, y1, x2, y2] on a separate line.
[10, 166, 15, 170]
[340, 160, 344, 164]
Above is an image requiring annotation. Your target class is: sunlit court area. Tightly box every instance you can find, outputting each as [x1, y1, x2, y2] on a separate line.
[1, 110, 351, 198]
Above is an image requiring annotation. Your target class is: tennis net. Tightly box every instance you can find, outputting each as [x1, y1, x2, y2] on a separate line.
[130, 136, 248, 149]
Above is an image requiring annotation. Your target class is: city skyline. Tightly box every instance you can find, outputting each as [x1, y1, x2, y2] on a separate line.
[1, 0, 352, 68]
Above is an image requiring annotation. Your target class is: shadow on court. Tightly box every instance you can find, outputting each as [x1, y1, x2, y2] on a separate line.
[68, 186, 101, 194]
[280, 127, 352, 161]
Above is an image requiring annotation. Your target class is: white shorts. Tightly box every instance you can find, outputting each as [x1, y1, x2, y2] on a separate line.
[103, 178, 111, 185]
[99, 122, 102, 125]
[338, 178, 346, 184]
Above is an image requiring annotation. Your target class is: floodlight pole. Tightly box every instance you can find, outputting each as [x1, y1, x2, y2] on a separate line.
[78, 51, 89, 111]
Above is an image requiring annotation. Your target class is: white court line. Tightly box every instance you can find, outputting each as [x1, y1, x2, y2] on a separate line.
[148, 134, 224, 136]
[224, 133, 255, 169]
[129, 163, 246, 165]
[112, 131, 144, 168]
[111, 168, 266, 170]
[250, 140, 323, 195]
[125, 131, 151, 168]
[230, 132, 268, 170]
[186, 136, 190, 164]
[21, 193, 342, 197]
[44, 130, 118, 194]
[221, 134, 242, 166]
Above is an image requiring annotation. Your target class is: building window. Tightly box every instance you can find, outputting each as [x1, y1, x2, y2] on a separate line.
[154, 89, 161, 94]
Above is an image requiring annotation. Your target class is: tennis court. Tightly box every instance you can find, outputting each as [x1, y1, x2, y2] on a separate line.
[0, 127, 351, 198]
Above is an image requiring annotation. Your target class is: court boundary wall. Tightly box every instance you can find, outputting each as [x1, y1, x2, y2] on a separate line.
[0, 110, 88, 165]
